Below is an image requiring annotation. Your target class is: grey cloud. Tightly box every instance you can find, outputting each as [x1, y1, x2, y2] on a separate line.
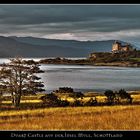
[0, 5, 140, 25]
[0, 5, 140, 41]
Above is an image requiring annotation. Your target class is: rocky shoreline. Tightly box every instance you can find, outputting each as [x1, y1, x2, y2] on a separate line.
[39, 57, 140, 67]
[94, 62, 140, 67]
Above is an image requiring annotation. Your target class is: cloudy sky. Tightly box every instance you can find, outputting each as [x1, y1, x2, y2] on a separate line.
[0, 4, 140, 43]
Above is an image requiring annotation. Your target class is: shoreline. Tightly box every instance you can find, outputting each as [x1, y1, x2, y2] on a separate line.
[83, 90, 140, 96]
[39, 57, 140, 68]
[39, 62, 140, 68]
[1, 57, 140, 68]
[45, 89, 140, 95]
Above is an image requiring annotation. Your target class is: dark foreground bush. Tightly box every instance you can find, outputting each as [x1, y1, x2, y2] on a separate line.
[104, 89, 133, 105]
[40, 93, 69, 107]
[84, 97, 98, 106]
[117, 89, 133, 104]
[104, 90, 116, 105]
[69, 92, 84, 99]
[59, 100, 70, 107]
[70, 99, 83, 107]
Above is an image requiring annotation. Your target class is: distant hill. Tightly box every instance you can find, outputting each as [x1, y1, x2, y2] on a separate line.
[0, 36, 136, 58]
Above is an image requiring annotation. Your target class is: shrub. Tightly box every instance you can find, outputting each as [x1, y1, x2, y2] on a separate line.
[117, 89, 133, 104]
[59, 100, 70, 107]
[55, 87, 74, 93]
[104, 89, 133, 105]
[84, 97, 98, 106]
[70, 99, 83, 107]
[104, 90, 116, 105]
[69, 92, 84, 99]
[40, 93, 60, 107]
[40, 93, 70, 107]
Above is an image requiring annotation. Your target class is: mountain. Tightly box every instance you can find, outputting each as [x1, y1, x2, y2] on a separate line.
[0, 36, 136, 58]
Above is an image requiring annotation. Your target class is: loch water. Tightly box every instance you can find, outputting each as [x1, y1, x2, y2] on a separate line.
[1, 58, 140, 93]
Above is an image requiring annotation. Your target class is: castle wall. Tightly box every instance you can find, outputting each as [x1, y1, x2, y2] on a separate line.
[112, 42, 133, 52]
[112, 42, 122, 52]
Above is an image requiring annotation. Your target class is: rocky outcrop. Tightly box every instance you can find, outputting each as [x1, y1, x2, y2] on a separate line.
[39, 57, 93, 65]
[39, 50, 140, 67]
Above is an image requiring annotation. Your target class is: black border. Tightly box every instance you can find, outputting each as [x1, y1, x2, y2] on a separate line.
[0, 0, 140, 4]
[0, 2, 140, 139]
[0, 130, 140, 139]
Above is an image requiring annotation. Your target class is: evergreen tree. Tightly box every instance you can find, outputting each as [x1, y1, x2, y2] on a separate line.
[0, 57, 45, 107]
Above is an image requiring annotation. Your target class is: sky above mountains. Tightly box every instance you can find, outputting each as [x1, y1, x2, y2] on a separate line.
[0, 4, 140, 44]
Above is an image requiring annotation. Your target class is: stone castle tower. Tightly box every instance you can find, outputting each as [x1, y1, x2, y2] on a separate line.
[112, 41, 134, 53]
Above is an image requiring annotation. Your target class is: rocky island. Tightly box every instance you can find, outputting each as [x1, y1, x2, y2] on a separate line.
[39, 41, 140, 67]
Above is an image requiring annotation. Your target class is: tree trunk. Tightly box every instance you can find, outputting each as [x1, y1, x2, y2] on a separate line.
[0, 91, 2, 106]
[12, 94, 21, 108]
[15, 94, 21, 107]
[12, 96, 15, 105]
[11, 92, 15, 105]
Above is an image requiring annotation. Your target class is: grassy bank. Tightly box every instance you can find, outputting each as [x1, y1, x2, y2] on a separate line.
[0, 105, 140, 130]
[0, 92, 140, 130]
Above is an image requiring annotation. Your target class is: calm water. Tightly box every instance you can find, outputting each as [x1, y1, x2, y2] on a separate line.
[38, 64, 140, 92]
[1, 58, 140, 92]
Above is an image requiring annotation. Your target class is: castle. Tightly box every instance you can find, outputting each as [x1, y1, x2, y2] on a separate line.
[112, 41, 134, 53]
[88, 41, 135, 60]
